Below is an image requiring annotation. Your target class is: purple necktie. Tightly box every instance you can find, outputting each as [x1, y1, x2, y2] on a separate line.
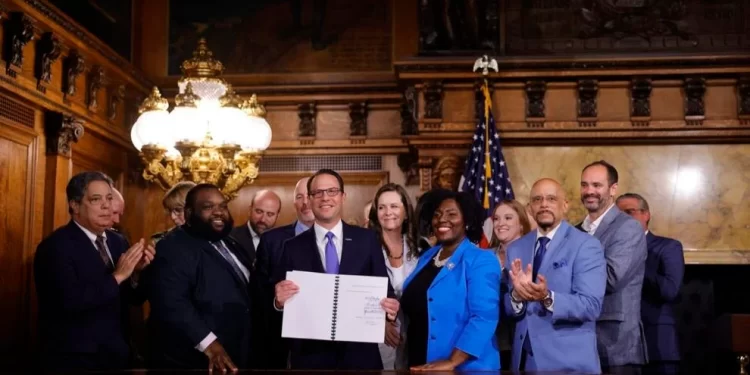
[325, 231, 339, 274]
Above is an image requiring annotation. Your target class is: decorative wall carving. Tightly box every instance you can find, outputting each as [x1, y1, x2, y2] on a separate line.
[684, 77, 706, 125]
[397, 148, 419, 186]
[525, 81, 546, 127]
[108, 85, 125, 121]
[87, 66, 105, 111]
[577, 79, 599, 126]
[630, 78, 652, 126]
[3, 12, 35, 78]
[432, 155, 461, 191]
[349, 102, 368, 137]
[34, 32, 61, 93]
[401, 86, 418, 135]
[44, 112, 84, 157]
[423, 81, 443, 119]
[63, 50, 85, 98]
[298, 103, 317, 137]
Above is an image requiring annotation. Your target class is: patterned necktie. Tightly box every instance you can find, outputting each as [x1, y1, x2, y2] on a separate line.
[95, 235, 114, 271]
[533, 237, 550, 282]
[213, 241, 247, 283]
[324, 231, 339, 274]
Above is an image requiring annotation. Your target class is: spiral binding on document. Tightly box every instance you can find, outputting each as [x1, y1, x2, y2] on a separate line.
[330, 275, 340, 340]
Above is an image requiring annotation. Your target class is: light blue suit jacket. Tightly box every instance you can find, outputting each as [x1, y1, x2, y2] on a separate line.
[403, 238, 501, 370]
[505, 221, 606, 373]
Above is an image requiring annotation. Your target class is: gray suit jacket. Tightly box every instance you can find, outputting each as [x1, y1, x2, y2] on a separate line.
[578, 205, 648, 367]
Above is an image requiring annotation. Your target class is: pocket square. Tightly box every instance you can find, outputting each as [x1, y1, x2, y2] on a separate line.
[552, 260, 568, 269]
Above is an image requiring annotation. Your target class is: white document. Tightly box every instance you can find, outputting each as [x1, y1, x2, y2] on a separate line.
[281, 271, 388, 343]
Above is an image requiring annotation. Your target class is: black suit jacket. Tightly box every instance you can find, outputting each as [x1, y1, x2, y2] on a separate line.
[272, 222, 393, 370]
[641, 232, 684, 361]
[34, 220, 139, 368]
[230, 224, 257, 266]
[147, 227, 254, 369]
[253, 222, 299, 369]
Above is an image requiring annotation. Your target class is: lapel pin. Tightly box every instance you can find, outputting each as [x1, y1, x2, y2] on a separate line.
[447, 262, 455, 270]
[344, 238, 352, 241]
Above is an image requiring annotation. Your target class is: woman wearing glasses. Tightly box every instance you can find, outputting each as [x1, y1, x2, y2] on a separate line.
[151, 181, 196, 243]
[402, 191, 501, 371]
[368, 183, 420, 370]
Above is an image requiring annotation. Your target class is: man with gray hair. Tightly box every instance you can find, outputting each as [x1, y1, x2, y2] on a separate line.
[34, 171, 154, 370]
[617, 193, 684, 375]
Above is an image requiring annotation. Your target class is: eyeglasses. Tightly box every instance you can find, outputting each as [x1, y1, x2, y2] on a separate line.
[168, 207, 184, 215]
[309, 188, 342, 199]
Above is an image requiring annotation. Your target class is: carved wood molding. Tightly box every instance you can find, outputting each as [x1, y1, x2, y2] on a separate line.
[62, 50, 85, 98]
[525, 81, 546, 127]
[108, 84, 125, 122]
[423, 81, 443, 119]
[3, 12, 35, 78]
[34, 32, 60, 93]
[298, 102, 316, 138]
[738, 76, 750, 125]
[266, 139, 407, 156]
[630, 78, 652, 127]
[400, 86, 418, 135]
[684, 77, 706, 126]
[349, 102, 368, 137]
[44, 112, 83, 157]
[577, 80, 598, 127]
[87, 66, 105, 111]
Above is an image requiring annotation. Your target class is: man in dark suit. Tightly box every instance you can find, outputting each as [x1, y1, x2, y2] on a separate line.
[273, 169, 400, 370]
[34, 171, 154, 370]
[617, 193, 684, 375]
[254, 176, 315, 368]
[578, 161, 648, 375]
[148, 184, 255, 372]
[231, 189, 281, 265]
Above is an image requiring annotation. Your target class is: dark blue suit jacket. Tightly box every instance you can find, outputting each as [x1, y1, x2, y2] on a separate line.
[147, 227, 254, 369]
[253, 222, 298, 369]
[642, 232, 684, 362]
[34, 220, 138, 367]
[272, 222, 393, 370]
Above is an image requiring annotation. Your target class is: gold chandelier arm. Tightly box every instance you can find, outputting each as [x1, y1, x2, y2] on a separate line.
[140, 146, 184, 190]
[221, 152, 261, 198]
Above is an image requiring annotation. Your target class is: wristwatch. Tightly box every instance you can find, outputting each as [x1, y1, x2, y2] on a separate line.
[542, 291, 553, 309]
[510, 289, 522, 304]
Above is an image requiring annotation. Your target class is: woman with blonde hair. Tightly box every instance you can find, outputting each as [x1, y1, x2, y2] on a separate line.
[150, 181, 196, 243]
[368, 183, 420, 370]
[489, 199, 532, 368]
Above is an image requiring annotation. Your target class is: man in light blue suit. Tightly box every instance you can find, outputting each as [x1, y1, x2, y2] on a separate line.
[505, 178, 606, 373]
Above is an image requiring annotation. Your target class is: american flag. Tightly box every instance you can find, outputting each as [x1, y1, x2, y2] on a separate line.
[458, 79, 515, 248]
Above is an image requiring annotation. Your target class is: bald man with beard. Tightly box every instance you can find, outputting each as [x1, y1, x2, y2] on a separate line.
[231, 190, 282, 265]
[505, 178, 606, 373]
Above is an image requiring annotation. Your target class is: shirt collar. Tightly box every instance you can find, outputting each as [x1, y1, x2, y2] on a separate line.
[74, 220, 106, 242]
[536, 221, 562, 242]
[294, 221, 310, 235]
[582, 203, 615, 233]
[314, 220, 343, 241]
[246, 221, 259, 239]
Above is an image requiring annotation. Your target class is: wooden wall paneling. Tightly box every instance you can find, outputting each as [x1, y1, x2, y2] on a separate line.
[0, 115, 43, 367]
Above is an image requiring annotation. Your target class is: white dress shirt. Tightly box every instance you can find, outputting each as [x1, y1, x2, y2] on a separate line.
[195, 239, 251, 352]
[511, 222, 562, 313]
[246, 222, 260, 249]
[313, 220, 344, 271]
[74, 221, 114, 265]
[581, 203, 615, 235]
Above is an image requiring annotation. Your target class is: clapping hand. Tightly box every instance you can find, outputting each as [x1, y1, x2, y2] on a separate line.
[508, 259, 549, 302]
[135, 239, 155, 271]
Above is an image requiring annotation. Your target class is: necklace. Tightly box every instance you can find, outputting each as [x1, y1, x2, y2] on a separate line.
[385, 237, 407, 260]
[433, 247, 451, 267]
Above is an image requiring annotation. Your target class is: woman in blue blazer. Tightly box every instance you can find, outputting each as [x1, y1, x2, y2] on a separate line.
[402, 191, 502, 371]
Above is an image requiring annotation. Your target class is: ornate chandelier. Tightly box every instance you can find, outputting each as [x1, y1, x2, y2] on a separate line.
[130, 38, 272, 198]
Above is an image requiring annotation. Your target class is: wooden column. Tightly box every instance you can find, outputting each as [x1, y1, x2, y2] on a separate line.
[43, 112, 83, 235]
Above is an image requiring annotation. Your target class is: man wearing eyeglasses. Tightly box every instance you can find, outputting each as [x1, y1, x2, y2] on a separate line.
[617, 193, 684, 375]
[272, 169, 400, 370]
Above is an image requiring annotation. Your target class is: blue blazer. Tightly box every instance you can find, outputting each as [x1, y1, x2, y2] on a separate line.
[403, 238, 501, 370]
[505, 221, 606, 373]
[642, 232, 684, 362]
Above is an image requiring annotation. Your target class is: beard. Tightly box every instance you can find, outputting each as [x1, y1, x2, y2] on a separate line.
[582, 193, 607, 212]
[185, 213, 234, 242]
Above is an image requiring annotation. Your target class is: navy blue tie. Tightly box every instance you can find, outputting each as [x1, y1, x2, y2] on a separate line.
[533, 237, 550, 282]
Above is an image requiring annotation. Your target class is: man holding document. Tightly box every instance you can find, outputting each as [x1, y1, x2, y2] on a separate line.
[273, 169, 400, 370]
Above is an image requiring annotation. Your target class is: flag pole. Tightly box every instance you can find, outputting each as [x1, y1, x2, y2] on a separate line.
[473, 55, 498, 210]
